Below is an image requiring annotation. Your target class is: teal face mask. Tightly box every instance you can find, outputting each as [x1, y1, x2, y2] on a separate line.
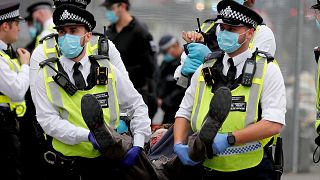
[28, 26, 37, 39]
[163, 53, 175, 62]
[233, 0, 246, 4]
[105, 10, 119, 24]
[217, 30, 247, 53]
[316, 19, 320, 31]
[58, 34, 84, 59]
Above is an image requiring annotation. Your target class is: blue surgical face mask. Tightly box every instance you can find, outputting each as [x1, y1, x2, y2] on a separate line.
[217, 30, 247, 53]
[316, 19, 320, 31]
[58, 34, 85, 59]
[105, 10, 119, 24]
[233, 0, 246, 5]
[163, 53, 175, 62]
[33, 20, 42, 32]
[28, 26, 37, 39]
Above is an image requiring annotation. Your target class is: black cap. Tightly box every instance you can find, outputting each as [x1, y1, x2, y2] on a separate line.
[0, 1, 23, 23]
[312, 0, 320, 9]
[101, 0, 129, 7]
[53, 4, 96, 31]
[159, 35, 177, 52]
[25, 2, 52, 21]
[217, 0, 263, 29]
[53, 0, 91, 9]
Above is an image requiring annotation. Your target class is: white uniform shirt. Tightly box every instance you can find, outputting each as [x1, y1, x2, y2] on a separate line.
[174, 24, 276, 80]
[38, 18, 55, 40]
[0, 40, 29, 104]
[176, 49, 286, 125]
[34, 54, 150, 147]
[30, 39, 128, 102]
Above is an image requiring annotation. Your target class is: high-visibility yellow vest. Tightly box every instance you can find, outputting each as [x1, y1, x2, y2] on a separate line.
[200, 20, 261, 51]
[0, 50, 26, 117]
[42, 58, 120, 158]
[316, 59, 320, 134]
[190, 55, 276, 172]
[42, 34, 100, 59]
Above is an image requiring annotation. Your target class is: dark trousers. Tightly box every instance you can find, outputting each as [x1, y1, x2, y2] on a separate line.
[203, 157, 276, 180]
[0, 111, 21, 180]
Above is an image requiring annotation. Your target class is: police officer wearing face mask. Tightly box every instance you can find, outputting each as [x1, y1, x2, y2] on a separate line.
[33, 4, 152, 179]
[30, 0, 129, 108]
[174, 1, 286, 179]
[157, 35, 186, 124]
[311, 0, 320, 163]
[102, 0, 158, 119]
[175, 0, 276, 88]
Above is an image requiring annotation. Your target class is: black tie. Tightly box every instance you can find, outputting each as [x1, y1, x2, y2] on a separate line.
[227, 58, 236, 82]
[73, 62, 86, 90]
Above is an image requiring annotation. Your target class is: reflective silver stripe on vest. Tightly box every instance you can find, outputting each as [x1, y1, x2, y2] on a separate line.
[45, 38, 58, 58]
[191, 59, 216, 131]
[90, 36, 99, 55]
[45, 65, 68, 119]
[218, 142, 262, 156]
[244, 59, 266, 126]
[97, 59, 117, 129]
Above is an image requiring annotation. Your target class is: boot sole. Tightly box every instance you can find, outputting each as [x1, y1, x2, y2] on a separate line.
[81, 94, 116, 151]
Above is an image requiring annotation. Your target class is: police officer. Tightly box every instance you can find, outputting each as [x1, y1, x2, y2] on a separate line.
[0, 1, 30, 179]
[30, 0, 129, 103]
[174, 1, 286, 179]
[102, 0, 158, 118]
[26, 2, 55, 47]
[33, 4, 151, 179]
[312, 0, 320, 163]
[175, 0, 276, 88]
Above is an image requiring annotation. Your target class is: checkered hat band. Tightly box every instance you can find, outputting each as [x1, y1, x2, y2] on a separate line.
[217, 142, 262, 156]
[220, 6, 257, 27]
[0, 9, 19, 21]
[59, 10, 91, 30]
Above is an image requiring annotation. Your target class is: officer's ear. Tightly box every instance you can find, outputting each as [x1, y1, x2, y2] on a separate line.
[246, 28, 255, 40]
[83, 32, 92, 44]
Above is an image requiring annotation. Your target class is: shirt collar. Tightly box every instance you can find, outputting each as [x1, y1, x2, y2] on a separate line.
[223, 49, 252, 67]
[0, 40, 8, 50]
[60, 54, 89, 72]
[43, 18, 54, 30]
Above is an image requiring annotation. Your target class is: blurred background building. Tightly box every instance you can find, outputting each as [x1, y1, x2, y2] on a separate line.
[14, 0, 320, 176]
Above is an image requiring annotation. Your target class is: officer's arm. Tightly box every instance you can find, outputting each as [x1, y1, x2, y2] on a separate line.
[0, 56, 29, 101]
[30, 44, 46, 101]
[34, 70, 90, 145]
[174, 66, 202, 143]
[108, 40, 130, 79]
[234, 62, 286, 144]
[113, 65, 151, 148]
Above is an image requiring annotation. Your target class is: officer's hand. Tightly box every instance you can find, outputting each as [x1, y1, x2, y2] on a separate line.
[187, 43, 211, 61]
[88, 132, 101, 150]
[181, 57, 202, 76]
[121, 146, 143, 167]
[211, 133, 230, 154]
[182, 31, 204, 43]
[174, 143, 200, 166]
[17, 48, 30, 65]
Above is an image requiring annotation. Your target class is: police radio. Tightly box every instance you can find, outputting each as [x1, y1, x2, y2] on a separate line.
[241, 58, 256, 87]
[39, 57, 78, 96]
[98, 26, 109, 57]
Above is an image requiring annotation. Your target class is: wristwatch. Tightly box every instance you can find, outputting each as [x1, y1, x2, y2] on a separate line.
[227, 132, 236, 146]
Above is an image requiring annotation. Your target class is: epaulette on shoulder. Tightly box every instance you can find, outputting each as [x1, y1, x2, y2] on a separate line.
[39, 57, 59, 68]
[92, 32, 104, 38]
[39, 33, 58, 44]
[88, 55, 109, 62]
[205, 50, 224, 62]
[256, 50, 274, 63]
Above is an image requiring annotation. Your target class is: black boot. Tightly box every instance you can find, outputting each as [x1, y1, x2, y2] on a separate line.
[198, 86, 232, 159]
[81, 94, 116, 153]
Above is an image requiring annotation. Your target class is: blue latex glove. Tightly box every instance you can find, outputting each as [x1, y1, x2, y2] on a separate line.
[88, 132, 100, 150]
[181, 57, 203, 76]
[187, 43, 211, 62]
[121, 146, 143, 167]
[117, 120, 129, 134]
[212, 133, 230, 154]
[174, 143, 200, 166]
